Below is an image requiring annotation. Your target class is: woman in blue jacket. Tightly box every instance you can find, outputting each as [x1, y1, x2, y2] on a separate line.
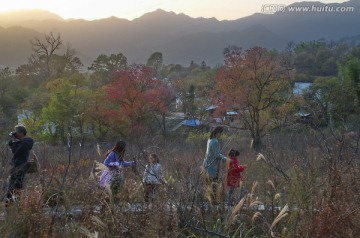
[99, 141, 136, 196]
[203, 126, 228, 203]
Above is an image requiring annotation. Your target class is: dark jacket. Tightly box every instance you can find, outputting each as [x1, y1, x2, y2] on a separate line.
[8, 137, 34, 167]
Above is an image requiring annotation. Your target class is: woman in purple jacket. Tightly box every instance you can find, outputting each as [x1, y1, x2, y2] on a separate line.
[99, 141, 136, 196]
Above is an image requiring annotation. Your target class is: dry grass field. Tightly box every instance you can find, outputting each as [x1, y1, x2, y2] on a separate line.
[1, 127, 359, 237]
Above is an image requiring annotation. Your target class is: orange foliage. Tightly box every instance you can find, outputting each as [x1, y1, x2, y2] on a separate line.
[215, 47, 291, 148]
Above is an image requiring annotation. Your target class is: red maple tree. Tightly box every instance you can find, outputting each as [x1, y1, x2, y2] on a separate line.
[104, 64, 172, 136]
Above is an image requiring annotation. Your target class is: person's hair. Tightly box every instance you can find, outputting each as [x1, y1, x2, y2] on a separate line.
[210, 126, 224, 139]
[149, 153, 159, 163]
[15, 125, 27, 136]
[228, 149, 240, 157]
[107, 140, 126, 158]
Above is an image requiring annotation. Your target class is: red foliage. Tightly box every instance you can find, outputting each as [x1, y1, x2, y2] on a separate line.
[104, 64, 172, 134]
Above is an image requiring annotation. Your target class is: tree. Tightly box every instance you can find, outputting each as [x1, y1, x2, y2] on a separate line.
[16, 33, 82, 85]
[103, 64, 172, 137]
[0, 67, 14, 112]
[40, 73, 90, 143]
[304, 56, 359, 126]
[215, 46, 291, 149]
[85, 88, 112, 141]
[19, 87, 51, 140]
[146, 52, 163, 78]
[31, 32, 63, 81]
[0, 67, 29, 133]
[344, 55, 360, 107]
[201, 61, 207, 71]
[58, 44, 83, 75]
[183, 85, 196, 118]
[88, 53, 127, 87]
[89, 53, 127, 74]
[304, 76, 356, 125]
[293, 40, 349, 78]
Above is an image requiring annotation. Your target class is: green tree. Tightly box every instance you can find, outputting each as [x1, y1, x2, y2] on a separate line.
[146, 52, 163, 78]
[40, 73, 90, 143]
[88, 53, 128, 87]
[344, 55, 360, 107]
[89, 53, 127, 74]
[294, 41, 347, 77]
[305, 76, 356, 125]
[19, 87, 51, 140]
[0, 67, 29, 132]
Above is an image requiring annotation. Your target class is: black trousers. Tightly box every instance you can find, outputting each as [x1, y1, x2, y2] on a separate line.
[6, 164, 27, 199]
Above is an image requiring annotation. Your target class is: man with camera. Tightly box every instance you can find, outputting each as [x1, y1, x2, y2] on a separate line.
[5, 125, 34, 207]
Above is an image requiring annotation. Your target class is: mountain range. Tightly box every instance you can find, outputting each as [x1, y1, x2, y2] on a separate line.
[0, 0, 359, 68]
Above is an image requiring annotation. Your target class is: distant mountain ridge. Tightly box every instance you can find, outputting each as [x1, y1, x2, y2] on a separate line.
[0, 1, 359, 67]
[0, 9, 63, 25]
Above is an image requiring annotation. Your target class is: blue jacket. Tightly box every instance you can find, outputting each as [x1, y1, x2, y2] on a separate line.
[104, 151, 135, 168]
[203, 138, 227, 179]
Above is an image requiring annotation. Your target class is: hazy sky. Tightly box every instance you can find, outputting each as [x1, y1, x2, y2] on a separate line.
[0, 0, 349, 20]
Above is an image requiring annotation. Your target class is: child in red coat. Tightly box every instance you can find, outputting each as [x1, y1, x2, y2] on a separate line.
[226, 149, 246, 207]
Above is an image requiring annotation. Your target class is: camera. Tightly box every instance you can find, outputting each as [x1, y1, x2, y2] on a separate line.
[9, 131, 17, 138]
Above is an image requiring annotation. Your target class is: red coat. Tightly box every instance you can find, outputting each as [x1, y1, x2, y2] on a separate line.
[226, 157, 245, 187]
